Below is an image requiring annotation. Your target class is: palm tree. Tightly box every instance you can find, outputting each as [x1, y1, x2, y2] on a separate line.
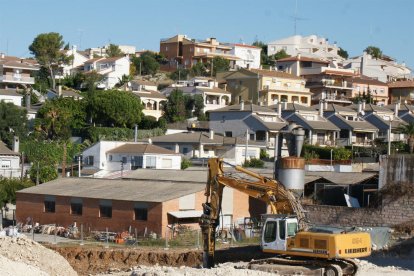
[398, 122, 414, 153]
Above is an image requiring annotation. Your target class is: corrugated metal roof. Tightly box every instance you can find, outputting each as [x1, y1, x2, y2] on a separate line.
[168, 210, 203, 218]
[306, 171, 377, 185]
[17, 178, 205, 202]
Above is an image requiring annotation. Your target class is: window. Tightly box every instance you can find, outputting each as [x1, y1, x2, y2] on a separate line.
[287, 222, 298, 237]
[300, 61, 312, 68]
[279, 220, 286, 240]
[182, 147, 190, 154]
[264, 221, 277, 243]
[85, 156, 94, 166]
[99, 200, 112, 218]
[44, 196, 55, 213]
[134, 203, 148, 221]
[225, 131, 232, 137]
[0, 160, 11, 168]
[165, 46, 168, 51]
[71, 198, 83, 216]
[122, 156, 127, 164]
[146, 156, 156, 168]
[249, 133, 255, 140]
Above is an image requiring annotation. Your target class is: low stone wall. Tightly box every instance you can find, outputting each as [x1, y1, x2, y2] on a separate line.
[304, 194, 414, 227]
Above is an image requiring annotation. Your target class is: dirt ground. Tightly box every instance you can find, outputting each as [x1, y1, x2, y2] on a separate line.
[49, 238, 414, 276]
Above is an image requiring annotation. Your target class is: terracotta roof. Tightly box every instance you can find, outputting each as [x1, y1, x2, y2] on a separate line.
[49, 89, 82, 98]
[84, 57, 104, 64]
[388, 80, 414, 88]
[0, 89, 23, 97]
[98, 57, 124, 63]
[333, 115, 378, 131]
[349, 103, 393, 113]
[107, 143, 177, 155]
[209, 103, 276, 113]
[323, 70, 356, 76]
[294, 114, 340, 131]
[312, 103, 355, 113]
[1, 60, 39, 70]
[250, 69, 303, 80]
[350, 75, 387, 86]
[277, 56, 330, 64]
[133, 90, 167, 100]
[0, 142, 19, 156]
[271, 102, 316, 112]
[233, 44, 261, 49]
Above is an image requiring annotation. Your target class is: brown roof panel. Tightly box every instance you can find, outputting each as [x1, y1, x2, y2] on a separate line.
[107, 143, 177, 155]
[0, 142, 19, 156]
[277, 56, 330, 64]
[250, 69, 303, 80]
[388, 80, 414, 88]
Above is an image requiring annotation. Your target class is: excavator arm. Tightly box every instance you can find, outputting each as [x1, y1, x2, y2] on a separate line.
[200, 158, 306, 268]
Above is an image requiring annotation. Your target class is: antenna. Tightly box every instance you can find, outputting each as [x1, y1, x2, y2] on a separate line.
[290, 0, 309, 35]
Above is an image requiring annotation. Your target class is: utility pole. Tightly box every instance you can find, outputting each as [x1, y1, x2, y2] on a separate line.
[78, 155, 82, 177]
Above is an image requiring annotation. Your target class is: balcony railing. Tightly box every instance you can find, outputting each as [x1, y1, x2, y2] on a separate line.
[0, 75, 35, 84]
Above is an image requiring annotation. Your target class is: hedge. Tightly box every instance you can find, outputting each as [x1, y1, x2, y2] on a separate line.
[302, 144, 351, 161]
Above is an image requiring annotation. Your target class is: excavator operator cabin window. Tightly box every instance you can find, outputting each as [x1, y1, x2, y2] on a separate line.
[279, 220, 286, 240]
[263, 221, 277, 243]
[287, 222, 298, 237]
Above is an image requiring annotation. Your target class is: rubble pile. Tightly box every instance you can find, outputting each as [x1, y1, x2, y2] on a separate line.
[0, 235, 77, 276]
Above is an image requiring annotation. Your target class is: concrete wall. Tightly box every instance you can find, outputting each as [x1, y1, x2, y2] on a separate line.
[305, 194, 414, 227]
[379, 154, 414, 189]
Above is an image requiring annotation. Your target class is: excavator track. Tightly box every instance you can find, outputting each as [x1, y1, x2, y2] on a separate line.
[248, 256, 359, 276]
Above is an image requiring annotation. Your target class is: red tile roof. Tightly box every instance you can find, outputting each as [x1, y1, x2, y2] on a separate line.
[388, 80, 414, 88]
[250, 69, 303, 80]
[277, 56, 330, 64]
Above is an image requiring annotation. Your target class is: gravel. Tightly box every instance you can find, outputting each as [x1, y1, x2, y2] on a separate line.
[0, 235, 77, 276]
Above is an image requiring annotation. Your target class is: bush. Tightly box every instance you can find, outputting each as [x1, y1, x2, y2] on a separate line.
[260, 149, 269, 160]
[181, 158, 192, 170]
[302, 144, 351, 161]
[243, 158, 264, 168]
[78, 127, 166, 143]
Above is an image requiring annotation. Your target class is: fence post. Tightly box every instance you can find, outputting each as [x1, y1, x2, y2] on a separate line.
[105, 227, 109, 248]
[80, 224, 84, 246]
[53, 223, 57, 245]
[164, 227, 169, 250]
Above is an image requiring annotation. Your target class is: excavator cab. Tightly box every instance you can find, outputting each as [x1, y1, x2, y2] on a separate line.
[261, 216, 299, 253]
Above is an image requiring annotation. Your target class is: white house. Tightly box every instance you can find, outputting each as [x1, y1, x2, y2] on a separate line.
[59, 45, 89, 77]
[267, 35, 343, 61]
[83, 56, 130, 89]
[344, 52, 412, 83]
[82, 141, 181, 177]
[230, 43, 261, 69]
[0, 89, 23, 106]
[0, 140, 20, 178]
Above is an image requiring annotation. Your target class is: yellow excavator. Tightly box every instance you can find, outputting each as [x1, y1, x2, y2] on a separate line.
[200, 157, 371, 276]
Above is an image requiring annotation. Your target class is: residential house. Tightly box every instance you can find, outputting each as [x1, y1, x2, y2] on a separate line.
[150, 130, 267, 165]
[229, 43, 261, 69]
[387, 102, 414, 124]
[349, 101, 406, 142]
[162, 78, 231, 113]
[208, 102, 286, 157]
[277, 55, 356, 104]
[81, 141, 181, 177]
[349, 76, 389, 106]
[278, 102, 340, 146]
[159, 35, 239, 71]
[0, 89, 23, 106]
[344, 52, 412, 83]
[87, 44, 136, 57]
[222, 68, 311, 105]
[267, 35, 344, 61]
[0, 140, 21, 178]
[46, 85, 83, 100]
[127, 80, 166, 120]
[58, 45, 89, 77]
[165, 120, 209, 135]
[388, 80, 414, 104]
[0, 54, 39, 92]
[314, 103, 378, 146]
[83, 56, 130, 89]
[16, 173, 266, 236]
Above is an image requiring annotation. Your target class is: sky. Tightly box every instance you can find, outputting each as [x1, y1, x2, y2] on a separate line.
[0, 0, 413, 68]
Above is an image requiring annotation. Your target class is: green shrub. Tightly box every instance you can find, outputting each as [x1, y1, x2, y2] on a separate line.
[304, 150, 319, 161]
[302, 144, 351, 161]
[243, 158, 264, 168]
[78, 127, 166, 143]
[260, 149, 269, 160]
[181, 158, 192, 170]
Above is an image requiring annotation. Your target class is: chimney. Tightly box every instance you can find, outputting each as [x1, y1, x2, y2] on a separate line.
[57, 85, 62, 96]
[209, 130, 214, 140]
[357, 101, 362, 114]
[13, 136, 19, 153]
[246, 63, 250, 69]
[277, 101, 282, 116]
[319, 101, 324, 116]
[89, 50, 93, 59]
[362, 99, 366, 110]
[395, 101, 400, 116]
[324, 101, 328, 110]
[0, 53, 4, 59]
[240, 100, 244, 110]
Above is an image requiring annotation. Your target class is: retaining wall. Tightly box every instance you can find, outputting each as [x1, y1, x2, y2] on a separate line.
[304, 194, 414, 227]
